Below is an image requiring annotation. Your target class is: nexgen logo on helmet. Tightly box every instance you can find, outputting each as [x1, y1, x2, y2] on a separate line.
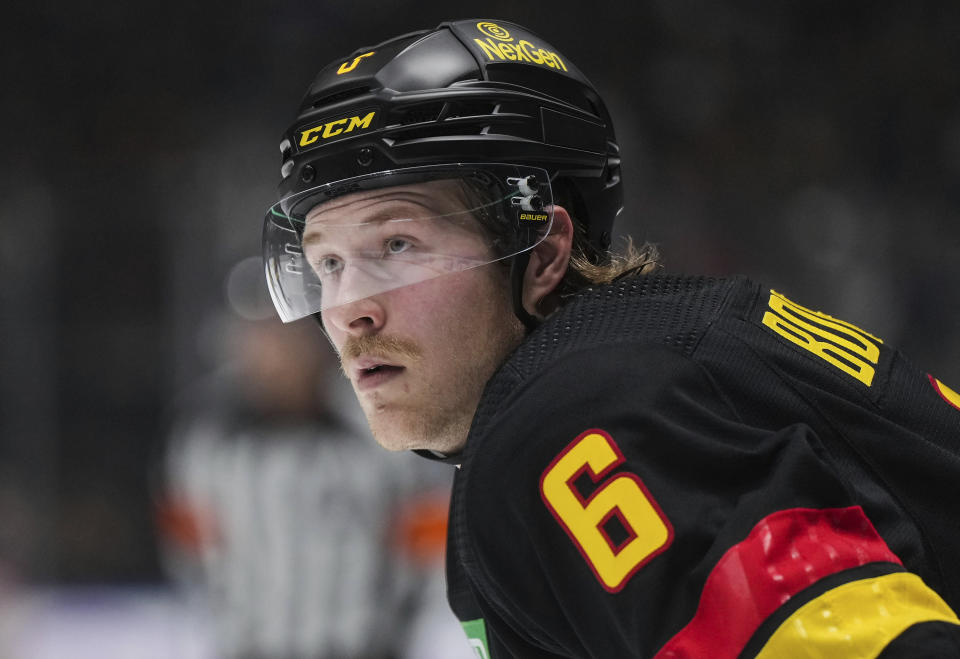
[297, 111, 377, 149]
[476, 21, 513, 41]
[472, 22, 567, 71]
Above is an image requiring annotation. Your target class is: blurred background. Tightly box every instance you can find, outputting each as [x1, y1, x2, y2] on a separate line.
[1, 1, 958, 656]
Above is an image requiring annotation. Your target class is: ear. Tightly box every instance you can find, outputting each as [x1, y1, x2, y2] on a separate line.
[521, 205, 573, 318]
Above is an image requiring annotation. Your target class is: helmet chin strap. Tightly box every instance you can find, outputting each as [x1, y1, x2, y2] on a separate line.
[510, 250, 541, 332]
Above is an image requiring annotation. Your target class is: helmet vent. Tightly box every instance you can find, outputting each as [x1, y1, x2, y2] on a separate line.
[392, 102, 446, 125]
[382, 98, 536, 144]
[382, 122, 487, 143]
[311, 85, 372, 109]
[388, 99, 503, 129]
[444, 100, 499, 119]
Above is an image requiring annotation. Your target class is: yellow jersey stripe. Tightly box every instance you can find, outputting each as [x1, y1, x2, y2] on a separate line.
[756, 572, 959, 659]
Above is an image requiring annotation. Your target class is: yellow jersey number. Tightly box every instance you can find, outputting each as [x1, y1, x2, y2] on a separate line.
[540, 429, 673, 592]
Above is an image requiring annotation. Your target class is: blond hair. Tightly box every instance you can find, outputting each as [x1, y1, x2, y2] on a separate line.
[556, 233, 660, 302]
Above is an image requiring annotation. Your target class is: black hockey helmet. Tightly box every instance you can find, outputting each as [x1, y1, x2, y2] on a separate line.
[264, 19, 622, 324]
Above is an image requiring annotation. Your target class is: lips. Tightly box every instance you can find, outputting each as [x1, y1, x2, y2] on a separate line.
[351, 356, 405, 391]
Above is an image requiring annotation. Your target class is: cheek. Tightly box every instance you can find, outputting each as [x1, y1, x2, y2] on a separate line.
[414, 271, 516, 353]
[404, 271, 503, 328]
[393, 289, 452, 342]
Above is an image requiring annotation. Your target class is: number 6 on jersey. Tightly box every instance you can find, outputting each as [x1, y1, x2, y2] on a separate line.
[540, 429, 673, 592]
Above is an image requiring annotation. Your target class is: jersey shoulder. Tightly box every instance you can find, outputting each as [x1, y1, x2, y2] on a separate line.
[710, 285, 960, 430]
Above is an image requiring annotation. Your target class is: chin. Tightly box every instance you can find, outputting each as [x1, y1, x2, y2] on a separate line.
[369, 427, 417, 452]
[366, 409, 470, 455]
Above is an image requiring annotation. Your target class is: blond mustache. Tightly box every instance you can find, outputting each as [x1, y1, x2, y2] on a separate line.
[340, 334, 422, 367]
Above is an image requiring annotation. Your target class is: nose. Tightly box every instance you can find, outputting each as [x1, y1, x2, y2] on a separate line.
[322, 293, 386, 337]
[320, 263, 388, 337]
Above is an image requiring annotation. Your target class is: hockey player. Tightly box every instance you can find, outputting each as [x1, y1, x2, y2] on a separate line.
[263, 19, 960, 657]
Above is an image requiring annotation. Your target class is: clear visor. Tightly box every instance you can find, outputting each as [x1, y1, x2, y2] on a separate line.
[263, 163, 554, 322]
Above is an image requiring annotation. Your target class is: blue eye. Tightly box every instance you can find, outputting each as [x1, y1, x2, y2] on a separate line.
[318, 256, 343, 276]
[385, 237, 412, 255]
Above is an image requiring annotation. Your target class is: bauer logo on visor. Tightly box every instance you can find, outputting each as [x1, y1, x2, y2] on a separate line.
[519, 212, 549, 223]
[263, 163, 554, 322]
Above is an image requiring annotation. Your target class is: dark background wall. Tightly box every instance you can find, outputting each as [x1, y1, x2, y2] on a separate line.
[2, 1, 958, 584]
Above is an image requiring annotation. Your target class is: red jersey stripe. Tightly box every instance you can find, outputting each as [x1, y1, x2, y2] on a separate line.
[654, 506, 902, 659]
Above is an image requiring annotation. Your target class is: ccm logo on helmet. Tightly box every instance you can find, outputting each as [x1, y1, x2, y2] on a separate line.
[298, 111, 377, 148]
[472, 22, 567, 72]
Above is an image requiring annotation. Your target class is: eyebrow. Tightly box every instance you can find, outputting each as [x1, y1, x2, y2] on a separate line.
[301, 230, 325, 247]
[301, 214, 414, 247]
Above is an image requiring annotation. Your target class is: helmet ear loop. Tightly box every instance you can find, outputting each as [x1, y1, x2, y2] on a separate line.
[510, 250, 541, 332]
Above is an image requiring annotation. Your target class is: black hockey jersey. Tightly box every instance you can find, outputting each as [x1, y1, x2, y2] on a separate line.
[446, 275, 960, 658]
